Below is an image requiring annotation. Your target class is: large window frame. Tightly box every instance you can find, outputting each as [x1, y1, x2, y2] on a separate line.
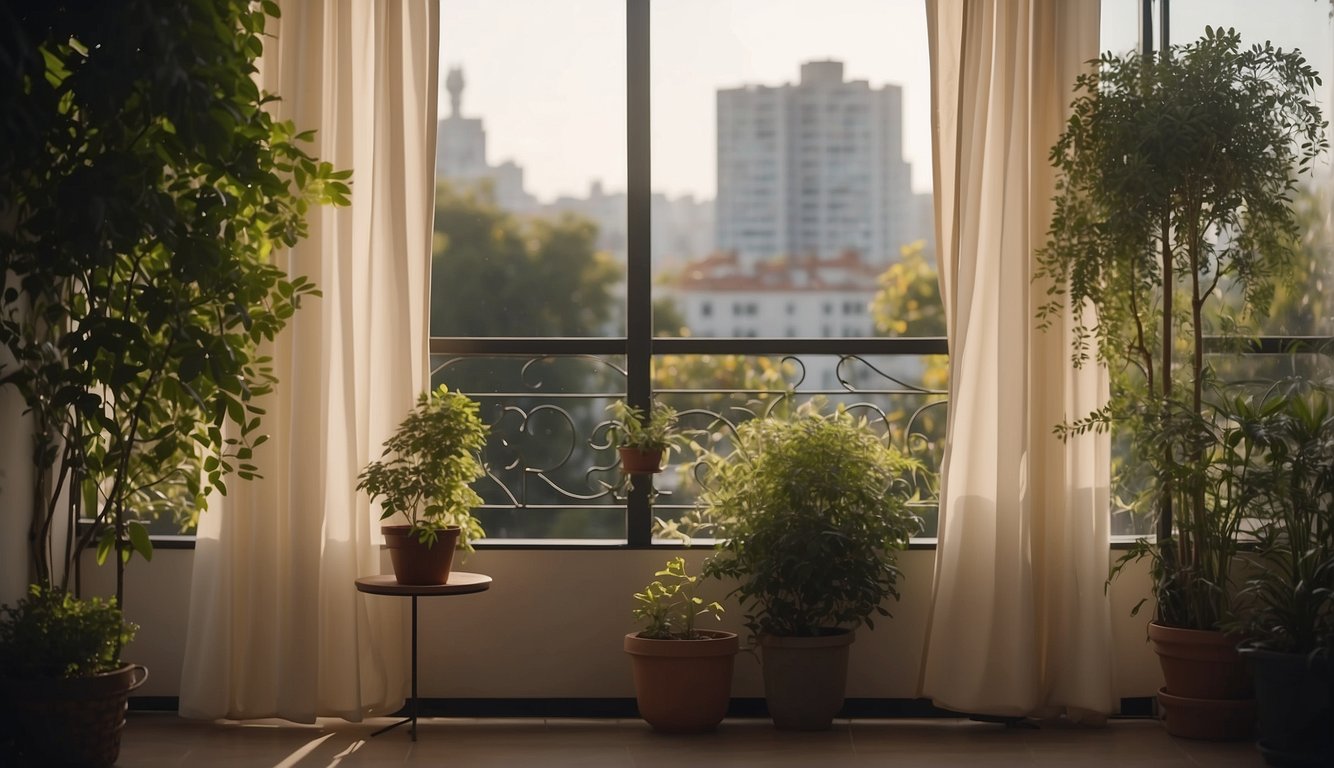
[430, 0, 947, 547]
[432, 0, 1332, 548]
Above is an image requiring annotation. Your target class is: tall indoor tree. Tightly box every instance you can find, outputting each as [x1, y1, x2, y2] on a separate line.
[1036, 27, 1327, 630]
[0, 0, 347, 603]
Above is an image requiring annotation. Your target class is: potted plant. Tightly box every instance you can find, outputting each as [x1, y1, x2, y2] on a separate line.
[1036, 27, 1325, 739]
[606, 399, 684, 474]
[0, 586, 146, 766]
[623, 556, 737, 733]
[1222, 382, 1334, 765]
[1, 1, 340, 761]
[696, 398, 922, 730]
[357, 384, 488, 585]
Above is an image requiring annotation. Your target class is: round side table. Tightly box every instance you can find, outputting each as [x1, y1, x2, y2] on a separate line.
[355, 572, 492, 740]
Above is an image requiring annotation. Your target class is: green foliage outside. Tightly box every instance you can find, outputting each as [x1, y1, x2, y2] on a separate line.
[430, 184, 624, 538]
[0, 0, 343, 598]
[431, 182, 620, 338]
[652, 294, 688, 337]
[0, 585, 137, 679]
[868, 240, 949, 518]
[1256, 183, 1334, 337]
[871, 241, 946, 339]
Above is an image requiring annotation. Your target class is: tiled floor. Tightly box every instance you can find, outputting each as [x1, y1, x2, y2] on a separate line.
[114, 713, 1268, 767]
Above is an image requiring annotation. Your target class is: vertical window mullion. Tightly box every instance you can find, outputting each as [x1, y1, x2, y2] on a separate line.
[626, 0, 652, 545]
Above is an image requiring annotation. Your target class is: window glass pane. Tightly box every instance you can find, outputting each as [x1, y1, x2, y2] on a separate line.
[650, 1, 939, 340]
[1099, 0, 1140, 56]
[435, 0, 627, 337]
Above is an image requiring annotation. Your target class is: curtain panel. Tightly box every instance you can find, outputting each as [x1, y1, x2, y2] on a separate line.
[180, 0, 438, 721]
[920, 0, 1115, 718]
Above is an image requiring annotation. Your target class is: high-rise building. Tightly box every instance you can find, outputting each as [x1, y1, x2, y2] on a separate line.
[715, 60, 915, 268]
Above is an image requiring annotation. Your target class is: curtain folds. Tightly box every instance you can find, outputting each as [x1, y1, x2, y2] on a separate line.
[179, 0, 439, 721]
[919, 0, 1115, 718]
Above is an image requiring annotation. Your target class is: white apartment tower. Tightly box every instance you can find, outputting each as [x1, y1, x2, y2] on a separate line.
[716, 60, 914, 268]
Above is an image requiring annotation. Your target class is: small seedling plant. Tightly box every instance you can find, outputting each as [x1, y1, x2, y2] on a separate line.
[633, 557, 725, 640]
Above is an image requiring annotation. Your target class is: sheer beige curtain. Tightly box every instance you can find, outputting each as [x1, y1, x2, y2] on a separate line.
[920, 0, 1115, 718]
[180, 0, 438, 721]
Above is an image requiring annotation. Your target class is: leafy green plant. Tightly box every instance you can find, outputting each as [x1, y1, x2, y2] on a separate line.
[696, 399, 923, 638]
[606, 400, 685, 453]
[1224, 381, 1334, 657]
[1036, 27, 1326, 630]
[357, 385, 489, 549]
[0, 585, 137, 680]
[1108, 394, 1258, 627]
[632, 557, 725, 640]
[0, 0, 346, 602]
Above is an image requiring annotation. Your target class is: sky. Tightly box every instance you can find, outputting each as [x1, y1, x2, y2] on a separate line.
[439, 0, 1333, 203]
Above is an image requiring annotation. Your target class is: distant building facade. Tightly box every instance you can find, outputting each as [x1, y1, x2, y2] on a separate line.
[436, 67, 537, 212]
[666, 249, 882, 387]
[715, 60, 917, 269]
[671, 250, 879, 341]
[547, 182, 714, 270]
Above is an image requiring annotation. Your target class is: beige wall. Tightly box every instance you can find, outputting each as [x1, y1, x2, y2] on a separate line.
[0, 374, 34, 608]
[84, 546, 1162, 705]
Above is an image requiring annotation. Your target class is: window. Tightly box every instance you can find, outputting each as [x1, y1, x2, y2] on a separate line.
[430, 0, 943, 543]
[424, 0, 1329, 547]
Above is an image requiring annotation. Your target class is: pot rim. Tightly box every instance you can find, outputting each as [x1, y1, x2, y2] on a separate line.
[624, 630, 740, 657]
[759, 629, 855, 649]
[1147, 621, 1242, 646]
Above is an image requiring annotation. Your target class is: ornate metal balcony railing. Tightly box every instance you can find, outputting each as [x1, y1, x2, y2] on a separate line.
[430, 336, 949, 545]
[430, 336, 1332, 546]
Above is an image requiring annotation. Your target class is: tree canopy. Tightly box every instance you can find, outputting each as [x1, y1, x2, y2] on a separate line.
[430, 183, 620, 337]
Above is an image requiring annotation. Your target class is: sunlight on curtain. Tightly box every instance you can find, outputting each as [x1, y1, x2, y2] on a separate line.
[179, 0, 438, 721]
[920, 0, 1115, 718]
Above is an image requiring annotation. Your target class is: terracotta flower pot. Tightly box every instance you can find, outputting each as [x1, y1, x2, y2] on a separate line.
[624, 630, 738, 733]
[1156, 687, 1255, 741]
[1147, 622, 1254, 740]
[382, 524, 461, 585]
[759, 630, 854, 731]
[618, 446, 665, 474]
[1147, 622, 1251, 699]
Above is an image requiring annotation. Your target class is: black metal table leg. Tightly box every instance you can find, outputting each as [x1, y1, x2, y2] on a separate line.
[370, 594, 419, 740]
[410, 593, 418, 740]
